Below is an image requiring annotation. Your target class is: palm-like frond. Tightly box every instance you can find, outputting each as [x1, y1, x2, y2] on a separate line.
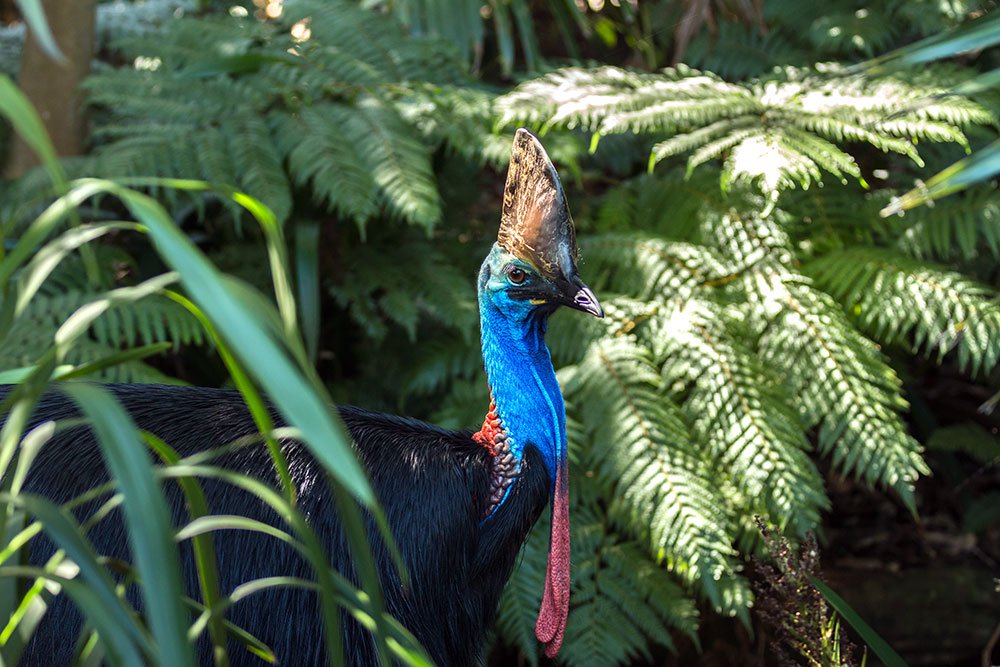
[759, 280, 929, 507]
[1, 289, 203, 382]
[72, 0, 487, 232]
[654, 299, 827, 535]
[565, 337, 747, 613]
[806, 247, 1000, 376]
[497, 64, 993, 202]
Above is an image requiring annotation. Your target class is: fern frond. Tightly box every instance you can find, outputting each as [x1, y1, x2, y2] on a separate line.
[226, 115, 294, 222]
[400, 334, 482, 398]
[592, 170, 734, 240]
[274, 103, 379, 223]
[498, 64, 993, 202]
[806, 247, 1000, 376]
[497, 490, 699, 667]
[891, 186, 1000, 261]
[74, 0, 482, 231]
[807, 7, 898, 55]
[758, 280, 929, 507]
[548, 295, 655, 366]
[347, 99, 442, 230]
[0, 289, 203, 382]
[566, 337, 748, 612]
[330, 237, 476, 341]
[685, 20, 809, 79]
[927, 423, 1000, 465]
[581, 235, 732, 301]
[654, 299, 828, 534]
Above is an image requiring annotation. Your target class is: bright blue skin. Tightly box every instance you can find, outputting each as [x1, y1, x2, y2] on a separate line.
[477, 244, 566, 504]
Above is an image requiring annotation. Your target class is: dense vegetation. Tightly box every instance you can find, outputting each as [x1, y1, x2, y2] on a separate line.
[1, 0, 999, 664]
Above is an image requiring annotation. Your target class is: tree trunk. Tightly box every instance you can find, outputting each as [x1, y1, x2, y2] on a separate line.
[5, 0, 97, 178]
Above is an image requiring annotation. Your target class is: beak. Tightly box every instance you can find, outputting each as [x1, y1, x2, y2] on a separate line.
[569, 282, 604, 318]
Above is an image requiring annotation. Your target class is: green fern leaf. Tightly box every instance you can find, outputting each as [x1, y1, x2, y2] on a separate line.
[274, 103, 380, 224]
[566, 337, 748, 613]
[758, 280, 929, 508]
[806, 246, 1000, 376]
[654, 299, 828, 535]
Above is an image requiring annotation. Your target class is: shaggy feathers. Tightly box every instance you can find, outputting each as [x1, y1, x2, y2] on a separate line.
[10, 385, 549, 666]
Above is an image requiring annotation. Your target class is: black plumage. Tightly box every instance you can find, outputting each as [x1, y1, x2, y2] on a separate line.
[7, 384, 549, 666]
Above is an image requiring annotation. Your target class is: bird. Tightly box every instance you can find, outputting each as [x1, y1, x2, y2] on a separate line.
[2, 128, 604, 666]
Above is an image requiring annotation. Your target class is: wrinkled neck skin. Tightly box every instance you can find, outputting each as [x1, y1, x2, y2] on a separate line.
[477, 251, 565, 492]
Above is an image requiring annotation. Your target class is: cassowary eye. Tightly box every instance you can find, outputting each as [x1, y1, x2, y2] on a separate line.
[508, 267, 527, 284]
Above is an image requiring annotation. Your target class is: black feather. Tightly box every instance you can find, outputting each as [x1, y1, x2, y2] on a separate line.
[2, 384, 550, 666]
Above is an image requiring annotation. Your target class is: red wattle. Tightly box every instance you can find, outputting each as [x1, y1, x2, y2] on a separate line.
[535, 463, 570, 657]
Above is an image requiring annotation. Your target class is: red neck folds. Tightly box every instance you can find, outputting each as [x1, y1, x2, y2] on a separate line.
[474, 397, 520, 518]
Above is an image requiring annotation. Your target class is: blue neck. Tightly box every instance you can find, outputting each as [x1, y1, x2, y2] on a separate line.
[478, 277, 565, 485]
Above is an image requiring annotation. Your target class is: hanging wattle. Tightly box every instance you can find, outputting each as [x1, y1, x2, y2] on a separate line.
[536, 463, 570, 656]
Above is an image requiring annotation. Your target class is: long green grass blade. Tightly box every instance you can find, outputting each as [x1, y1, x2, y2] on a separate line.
[0, 180, 108, 289]
[882, 138, 1000, 214]
[0, 76, 66, 191]
[0, 567, 142, 665]
[295, 220, 321, 365]
[183, 597, 276, 663]
[91, 180, 373, 505]
[62, 384, 196, 667]
[116, 177, 304, 355]
[861, 12, 1000, 71]
[158, 464, 431, 666]
[809, 576, 908, 667]
[143, 432, 229, 667]
[165, 291, 296, 503]
[0, 366, 73, 384]
[13, 0, 64, 62]
[15, 222, 138, 317]
[52, 343, 174, 382]
[0, 495, 150, 662]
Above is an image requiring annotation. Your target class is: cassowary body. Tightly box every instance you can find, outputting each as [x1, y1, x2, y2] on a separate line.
[4, 129, 603, 665]
[14, 389, 549, 665]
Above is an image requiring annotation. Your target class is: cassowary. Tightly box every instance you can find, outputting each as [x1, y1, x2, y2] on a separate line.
[3, 129, 604, 665]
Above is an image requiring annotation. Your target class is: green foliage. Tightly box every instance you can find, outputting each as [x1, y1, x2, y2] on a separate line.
[806, 246, 1000, 375]
[497, 63, 993, 205]
[6, 0, 1000, 664]
[329, 234, 478, 342]
[373, 0, 589, 75]
[566, 336, 743, 605]
[62, 0, 494, 232]
[1, 288, 203, 382]
[679, 0, 988, 77]
[0, 73, 430, 664]
[497, 482, 700, 667]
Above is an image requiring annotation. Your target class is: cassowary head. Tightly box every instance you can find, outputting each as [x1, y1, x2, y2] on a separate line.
[479, 129, 603, 322]
[477, 129, 603, 658]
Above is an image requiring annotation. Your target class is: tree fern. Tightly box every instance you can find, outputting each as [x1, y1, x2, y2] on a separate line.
[564, 337, 747, 612]
[806, 246, 1000, 376]
[684, 20, 809, 80]
[890, 186, 1000, 261]
[758, 280, 929, 506]
[497, 63, 993, 203]
[496, 483, 700, 667]
[654, 298, 827, 535]
[329, 235, 477, 341]
[701, 203, 929, 505]
[275, 103, 379, 222]
[580, 235, 733, 301]
[1, 289, 203, 382]
[58, 0, 489, 233]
